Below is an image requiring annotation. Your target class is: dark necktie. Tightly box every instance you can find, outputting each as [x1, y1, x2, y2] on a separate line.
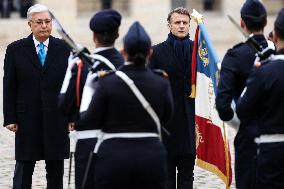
[38, 42, 46, 66]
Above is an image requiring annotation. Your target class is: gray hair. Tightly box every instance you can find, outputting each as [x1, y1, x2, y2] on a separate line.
[27, 4, 50, 21]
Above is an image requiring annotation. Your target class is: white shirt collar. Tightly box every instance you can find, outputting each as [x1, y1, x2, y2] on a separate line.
[33, 35, 49, 48]
[94, 46, 113, 54]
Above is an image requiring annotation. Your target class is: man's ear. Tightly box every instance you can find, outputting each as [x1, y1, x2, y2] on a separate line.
[167, 23, 171, 30]
[120, 48, 127, 60]
[93, 32, 97, 44]
[273, 30, 279, 44]
[240, 19, 245, 29]
[147, 48, 153, 59]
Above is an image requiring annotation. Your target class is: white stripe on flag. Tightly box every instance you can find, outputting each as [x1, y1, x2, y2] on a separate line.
[195, 72, 223, 129]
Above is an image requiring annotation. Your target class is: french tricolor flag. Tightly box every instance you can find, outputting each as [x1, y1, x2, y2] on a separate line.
[190, 22, 232, 188]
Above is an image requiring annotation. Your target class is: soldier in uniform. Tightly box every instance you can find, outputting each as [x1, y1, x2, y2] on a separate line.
[58, 9, 124, 189]
[3, 4, 70, 189]
[148, 7, 195, 189]
[80, 21, 174, 189]
[236, 8, 284, 188]
[215, 0, 268, 188]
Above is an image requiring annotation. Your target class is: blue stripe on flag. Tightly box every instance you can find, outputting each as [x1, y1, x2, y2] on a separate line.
[196, 23, 219, 94]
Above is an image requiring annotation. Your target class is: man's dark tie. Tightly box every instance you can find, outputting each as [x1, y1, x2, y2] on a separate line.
[38, 42, 46, 66]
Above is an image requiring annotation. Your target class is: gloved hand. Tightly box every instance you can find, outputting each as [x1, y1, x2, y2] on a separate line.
[79, 71, 98, 112]
[60, 53, 81, 94]
[68, 53, 81, 71]
[225, 101, 240, 132]
[226, 112, 240, 132]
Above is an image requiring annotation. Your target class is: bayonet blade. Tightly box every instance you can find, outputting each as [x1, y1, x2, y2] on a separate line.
[49, 11, 80, 52]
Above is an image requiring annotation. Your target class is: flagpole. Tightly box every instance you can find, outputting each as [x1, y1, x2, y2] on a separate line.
[191, 9, 231, 188]
[189, 9, 203, 99]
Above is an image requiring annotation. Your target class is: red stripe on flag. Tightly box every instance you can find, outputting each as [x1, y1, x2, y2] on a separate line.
[195, 115, 232, 186]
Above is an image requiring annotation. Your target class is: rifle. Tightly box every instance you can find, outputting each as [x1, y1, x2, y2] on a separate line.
[49, 11, 94, 65]
[50, 10, 117, 106]
[49, 11, 116, 71]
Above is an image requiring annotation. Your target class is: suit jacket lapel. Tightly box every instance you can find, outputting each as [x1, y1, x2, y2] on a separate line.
[23, 34, 43, 71]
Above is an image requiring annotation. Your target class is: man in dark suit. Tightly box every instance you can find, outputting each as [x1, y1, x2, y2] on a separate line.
[148, 7, 195, 189]
[236, 8, 284, 189]
[215, 1, 268, 188]
[58, 9, 124, 189]
[3, 4, 70, 189]
[81, 21, 173, 189]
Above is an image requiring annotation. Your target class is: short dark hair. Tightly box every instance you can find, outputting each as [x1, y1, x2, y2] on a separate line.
[242, 16, 267, 32]
[127, 52, 148, 65]
[95, 29, 118, 46]
[274, 24, 284, 41]
[167, 7, 190, 23]
[274, 8, 284, 41]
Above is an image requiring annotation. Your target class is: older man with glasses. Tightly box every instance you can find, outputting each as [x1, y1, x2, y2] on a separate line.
[3, 4, 70, 189]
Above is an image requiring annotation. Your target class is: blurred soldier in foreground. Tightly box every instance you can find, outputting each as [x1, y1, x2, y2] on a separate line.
[58, 9, 123, 189]
[215, 0, 268, 188]
[3, 4, 70, 189]
[80, 21, 173, 189]
[236, 8, 284, 189]
[148, 7, 195, 189]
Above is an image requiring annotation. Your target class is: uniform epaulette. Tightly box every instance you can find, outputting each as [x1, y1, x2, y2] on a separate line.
[97, 70, 115, 78]
[152, 69, 168, 78]
[232, 42, 244, 49]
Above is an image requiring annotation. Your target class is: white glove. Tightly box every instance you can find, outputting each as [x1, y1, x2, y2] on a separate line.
[67, 53, 80, 70]
[79, 71, 98, 112]
[60, 53, 81, 94]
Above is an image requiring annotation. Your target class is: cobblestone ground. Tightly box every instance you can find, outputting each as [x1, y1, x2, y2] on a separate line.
[0, 125, 236, 189]
[0, 125, 76, 189]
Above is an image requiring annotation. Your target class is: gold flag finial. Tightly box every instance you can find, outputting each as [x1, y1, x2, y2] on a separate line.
[191, 9, 204, 24]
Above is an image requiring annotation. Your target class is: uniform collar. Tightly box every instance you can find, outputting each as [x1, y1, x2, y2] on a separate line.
[124, 61, 134, 65]
[94, 46, 113, 54]
[120, 63, 147, 70]
[252, 34, 266, 42]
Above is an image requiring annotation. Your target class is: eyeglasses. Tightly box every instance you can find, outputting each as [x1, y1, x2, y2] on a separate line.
[31, 19, 52, 26]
